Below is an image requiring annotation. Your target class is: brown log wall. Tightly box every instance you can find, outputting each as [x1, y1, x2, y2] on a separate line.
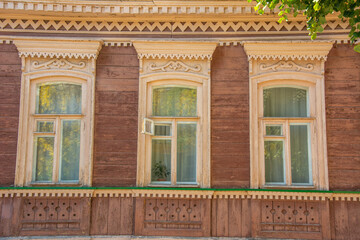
[92, 46, 139, 186]
[0, 44, 21, 187]
[325, 45, 360, 190]
[1, 195, 360, 239]
[211, 46, 250, 188]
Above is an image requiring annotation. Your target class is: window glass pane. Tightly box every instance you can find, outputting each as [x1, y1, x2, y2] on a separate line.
[60, 120, 80, 181]
[177, 123, 197, 183]
[291, 125, 311, 184]
[34, 136, 54, 182]
[36, 121, 54, 133]
[263, 87, 307, 117]
[265, 140, 285, 184]
[266, 125, 282, 136]
[153, 87, 197, 117]
[155, 124, 172, 136]
[151, 139, 171, 182]
[37, 83, 82, 114]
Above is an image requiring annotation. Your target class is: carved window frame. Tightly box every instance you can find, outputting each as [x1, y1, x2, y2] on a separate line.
[13, 39, 102, 186]
[134, 41, 216, 188]
[244, 41, 333, 190]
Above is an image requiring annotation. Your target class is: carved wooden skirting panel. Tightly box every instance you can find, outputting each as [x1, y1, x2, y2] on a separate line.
[135, 198, 211, 237]
[255, 200, 329, 239]
[261, 200, 320, 232]
[20, 198, 90, 235]
[0, 18, 349, 35]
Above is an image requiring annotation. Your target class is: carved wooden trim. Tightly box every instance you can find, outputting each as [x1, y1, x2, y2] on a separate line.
[243, 41, 334, 61]
[14, 39, 102, 60]
[259, 61, 314, 72]
[0, 189, 359, 201]
[0, 18, 349, 36]
[149, 61, 201, 73]
[32, 59, 86, 70]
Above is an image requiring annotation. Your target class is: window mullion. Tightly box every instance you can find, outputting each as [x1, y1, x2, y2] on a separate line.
[53, 117, 61, 183]
[171, 119, 177, 185]
[285, 120, 292, 186]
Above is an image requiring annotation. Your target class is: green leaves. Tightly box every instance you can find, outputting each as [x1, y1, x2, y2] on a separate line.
[354, 44, 360, 53]
[249, 0, 360, 51]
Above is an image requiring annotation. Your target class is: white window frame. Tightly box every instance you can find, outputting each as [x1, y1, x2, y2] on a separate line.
[134, 41, 216, 188]
[13, 39, 101, 186]
[147, 82, 201, 186]
[138, 75, 210, 188]
[27, 78, 87, 185]
[259, 84, 315, 187]
[250, 74, 329, 190]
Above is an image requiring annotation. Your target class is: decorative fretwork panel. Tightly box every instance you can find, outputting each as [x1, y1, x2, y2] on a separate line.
[21, 198, 88, 233]
[260, 200, 320, 232]
[144, 198, 202, 230]
[0, 18, 349, 35]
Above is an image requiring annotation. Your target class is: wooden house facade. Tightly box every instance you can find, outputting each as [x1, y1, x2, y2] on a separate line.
[0, 0, 359, 239]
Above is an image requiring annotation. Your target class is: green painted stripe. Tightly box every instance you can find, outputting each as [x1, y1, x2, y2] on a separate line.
[0, 186, 359, 194]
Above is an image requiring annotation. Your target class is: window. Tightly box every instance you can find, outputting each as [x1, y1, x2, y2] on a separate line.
[13, 39, 101, 187]
[261, 87, 313, 186]
[32, 82, 82, 183]
[150, 86, 198, 185]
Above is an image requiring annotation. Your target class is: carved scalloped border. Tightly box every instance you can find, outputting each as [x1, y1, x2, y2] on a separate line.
[0, 189, 359, 201]
[0, 0, 265, 15]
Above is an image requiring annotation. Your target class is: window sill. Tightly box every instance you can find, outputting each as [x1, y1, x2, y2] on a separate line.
[262, 185, 316, 190]
[148, 184, 200, 188]
[29, 182, 82, 187]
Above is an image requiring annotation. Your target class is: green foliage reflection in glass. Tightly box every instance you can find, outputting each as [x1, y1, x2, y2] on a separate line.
[34, 83, 82, 182]
[265, 140, 284, 184]
[263, 87, 307, 117]
[60, 120, 81, 181]
[37, 121, 54, 133]
[290, 125, 310, 184]
[266, 125, 282, 136]
[36, 83, 82, 114]
[177, 123, 197, 183]
[152, 87, 197, 117]
[35, 137, 54, 181]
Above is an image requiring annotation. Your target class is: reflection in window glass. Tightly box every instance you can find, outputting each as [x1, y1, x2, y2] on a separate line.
[60, 120, 81, 181]
[177, 123, 197, 183]
[34, 136, 54, 182]
[151, 139, 171, 182]
[266, 125, 282, 136]
[153, 87, 197, 117]
[36, 121, 54, 133]
[263, 87, 307, 117]
[36, 83, 82, 114]
[265, 140, 284, 184]
[291, 124, 311, 184]
[154, 124, 172, 136]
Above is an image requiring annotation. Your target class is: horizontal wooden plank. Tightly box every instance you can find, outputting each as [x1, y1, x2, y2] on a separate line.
[212, 46, 247, 58]
[326, 106, 360, 119]
[212, 142, 250, 156]
[96, 66, 139, 79]
[212, 167, 250, 182]
[96, 91, 138, 104]
[95, 116, 138, 128]
[0, 65, 21, 77]
[0, 76, 21, 85]
[325, 80, 360, 94]
[0, 104, 19, 117]
[212, 130, 249, 143]
[212, 118, 249, 131]
[95, 102, 138, 116]
[94, 139, 137, 153]
[328, 156, 360, 170]
[211, 69, 249, 82]
[0, 117, 19, 129]
[97, 54, 139, 67]
[94, 152, 137, 166]
[325, 94, 360, 107]
[327, 143, 360, 157]
[212, 106, 249, 118]
[211, 57, 248, 70]
[325, 56, 360, 70]
[211, 155, 250, 169]
[92, 178, 136, 187]
[329, 169, 360, 190]
[94, 127, 137, 141]
[0, 141, 17, 154]
[212, 94, 248, 106]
